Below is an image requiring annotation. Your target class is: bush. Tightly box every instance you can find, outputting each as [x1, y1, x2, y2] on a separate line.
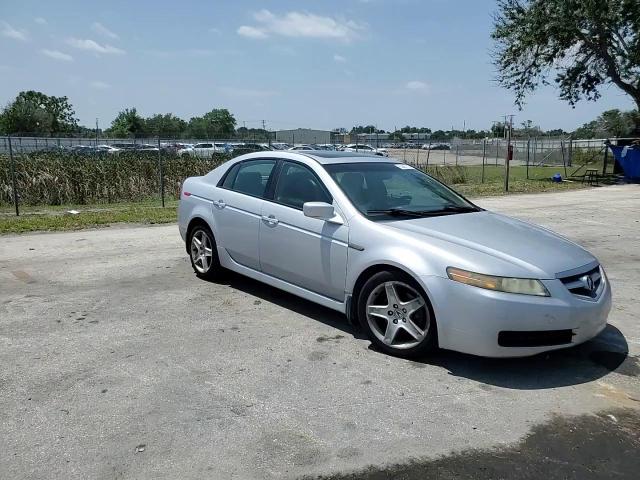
[0, 151, 231, 206]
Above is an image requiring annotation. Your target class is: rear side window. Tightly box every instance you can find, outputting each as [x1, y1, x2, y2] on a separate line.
[223, 160, 276, 198]
[221, 163, 240, 189]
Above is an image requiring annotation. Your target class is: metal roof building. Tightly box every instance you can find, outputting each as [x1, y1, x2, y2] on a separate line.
[274, 128, 333, 145]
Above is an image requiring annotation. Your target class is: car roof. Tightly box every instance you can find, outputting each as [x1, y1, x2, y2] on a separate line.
[232, 150, 398, 165]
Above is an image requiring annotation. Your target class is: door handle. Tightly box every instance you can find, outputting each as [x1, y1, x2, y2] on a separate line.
[261, 214, 279, 226]
[213, 199, 226, 209]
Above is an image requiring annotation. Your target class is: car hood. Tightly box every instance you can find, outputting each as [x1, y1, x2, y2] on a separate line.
[385, 211, 596, 278]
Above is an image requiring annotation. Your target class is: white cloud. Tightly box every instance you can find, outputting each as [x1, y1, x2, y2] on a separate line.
[92, 22, 119, 40]
[2, 22, 28, 41]
[34, 17, 47, 25]
[237, 25, 268, 39]
[406, 80, 430, 91]
[238, 10, 365, 42]
[66, 38, 125, 55]
[41, 49, 73, 62]
[333, 54, 346, 63]
[90, 80, 111, 89]
[209, 27, 221, 34]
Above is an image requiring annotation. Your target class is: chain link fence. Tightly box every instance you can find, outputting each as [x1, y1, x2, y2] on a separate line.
[0, 134, 625, 217]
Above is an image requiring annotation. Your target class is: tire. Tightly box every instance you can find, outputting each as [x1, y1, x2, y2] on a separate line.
[187, 223, 223, 280]
[357, 270, 437, 358]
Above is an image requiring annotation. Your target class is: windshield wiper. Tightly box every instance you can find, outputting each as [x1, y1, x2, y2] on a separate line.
[366, 208, 430, 217]
[431, 205, 481, 213]
[367, 205, 480, 217]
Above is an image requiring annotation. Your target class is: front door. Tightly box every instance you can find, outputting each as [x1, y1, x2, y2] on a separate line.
[259, 161, 348, 300]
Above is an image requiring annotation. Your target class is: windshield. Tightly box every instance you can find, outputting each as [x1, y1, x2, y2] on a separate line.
[324, 162, 478, 219]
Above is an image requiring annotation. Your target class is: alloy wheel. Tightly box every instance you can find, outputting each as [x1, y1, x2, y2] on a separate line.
[190, 230, 214, 274]
[365, 281, 430, 349]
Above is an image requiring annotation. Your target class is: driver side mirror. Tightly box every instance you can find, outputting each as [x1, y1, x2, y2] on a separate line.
[303, 202, 343, 224]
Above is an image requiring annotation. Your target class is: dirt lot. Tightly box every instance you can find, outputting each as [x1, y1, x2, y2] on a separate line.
[1, 185, 639, 479]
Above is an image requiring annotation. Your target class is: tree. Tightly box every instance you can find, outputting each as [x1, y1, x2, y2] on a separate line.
[491, 122, 506, 138]
[572, 108, 638, 138]
[187, 109, 236, 138]
[0, 90, 77, 134]
[145, 113, 187, 137]
[350, 125, 383, 134]
[516, 119, 543, 138]
[389, 131, 406, 142]
[492, 0, 640, 118]
[107, 108, 146, 137]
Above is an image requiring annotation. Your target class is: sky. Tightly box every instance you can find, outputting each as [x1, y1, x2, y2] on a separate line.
[0, 0, 635, 133]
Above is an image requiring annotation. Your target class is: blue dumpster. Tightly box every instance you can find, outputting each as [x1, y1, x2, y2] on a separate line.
[609, 145, 640, 180]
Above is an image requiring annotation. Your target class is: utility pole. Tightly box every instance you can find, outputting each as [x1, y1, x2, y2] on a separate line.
[95, 118, 99, 147]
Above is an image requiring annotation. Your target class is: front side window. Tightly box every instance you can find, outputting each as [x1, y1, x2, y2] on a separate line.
[325, 162, 477, 220]
[274, 162, 331, 209]
[226, 160, 276, 198]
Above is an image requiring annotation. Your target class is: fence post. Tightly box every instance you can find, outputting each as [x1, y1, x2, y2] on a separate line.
[602, 144, 609, 176]
[526, 139, 530, 179]
[425, 141, 431, 168]
[568, 137, 573, 167]
[416, 144, 420, 167]
[8, 136, 19, 216]
[455, 145, 459, 166]
[481, 139, 486, 183]
[443, 147, 446, 165]
[495, 139, 499, 166]
[504, 126, 512, 192]
[158, 137, 165, 208]
[561, 140, 567, 177]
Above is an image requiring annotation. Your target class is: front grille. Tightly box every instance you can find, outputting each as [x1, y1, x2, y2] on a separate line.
[498, 329, 574, 347]
[559, 266, 602, 299]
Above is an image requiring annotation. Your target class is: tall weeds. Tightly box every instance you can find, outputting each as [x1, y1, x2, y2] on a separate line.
[0, 151, 230, 206]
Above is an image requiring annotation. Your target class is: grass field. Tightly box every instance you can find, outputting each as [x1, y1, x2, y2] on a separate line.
[0, 163, 600, 234]
[0, 200, 178, 234]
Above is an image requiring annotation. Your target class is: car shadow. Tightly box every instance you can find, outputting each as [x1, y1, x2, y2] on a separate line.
[212, 271, 368, 340]
[399, 324, 636, 390]
[207, 272, 635, 390]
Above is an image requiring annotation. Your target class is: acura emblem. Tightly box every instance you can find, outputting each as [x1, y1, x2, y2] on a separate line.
[581, 275, 595, 292]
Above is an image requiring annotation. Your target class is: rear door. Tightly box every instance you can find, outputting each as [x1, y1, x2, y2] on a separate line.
[212, 159, 277, 270]
[259, 161, 348, 300]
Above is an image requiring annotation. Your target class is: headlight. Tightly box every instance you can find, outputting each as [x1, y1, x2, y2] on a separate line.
[446, 267, 550, 297]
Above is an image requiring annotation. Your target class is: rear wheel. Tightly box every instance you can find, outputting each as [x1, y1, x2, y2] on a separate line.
[358, 270, 437, 358]
[188, 224, 222, 280]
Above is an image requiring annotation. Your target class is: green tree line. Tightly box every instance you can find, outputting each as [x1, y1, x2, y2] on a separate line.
[0, 90, 637, 140]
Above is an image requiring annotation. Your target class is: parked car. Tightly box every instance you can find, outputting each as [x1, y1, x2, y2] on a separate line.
[178, 151, 611, 358]
[232, 143, 271, 156]
[342, 144, 388, 156]
[181, 142, 229, 158]
[288, 145, 317, 151]
[111, 143, 138, 151]
[96, 144, 121, 154]
[269, 142, 291, 150]
[136, 144, 159, 152]
[427, 143, 451, 150]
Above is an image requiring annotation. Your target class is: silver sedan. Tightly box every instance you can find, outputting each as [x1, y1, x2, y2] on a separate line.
[178, 151, 611, 358]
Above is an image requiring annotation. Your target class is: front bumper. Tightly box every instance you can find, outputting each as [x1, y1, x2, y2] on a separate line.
[420, 273, 612, 358]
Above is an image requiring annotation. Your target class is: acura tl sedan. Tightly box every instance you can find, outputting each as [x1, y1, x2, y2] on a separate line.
[178, 151, 611, 358]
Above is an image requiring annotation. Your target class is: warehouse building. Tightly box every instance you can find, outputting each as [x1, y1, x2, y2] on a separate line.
[274, 128, 333, 145]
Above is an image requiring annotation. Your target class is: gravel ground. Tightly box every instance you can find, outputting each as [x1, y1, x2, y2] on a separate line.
[1, 184, 639, 479]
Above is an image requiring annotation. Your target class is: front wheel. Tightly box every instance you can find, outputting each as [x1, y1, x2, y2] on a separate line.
[357, 271, 437, 358]
[188, 224, 222, 280]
